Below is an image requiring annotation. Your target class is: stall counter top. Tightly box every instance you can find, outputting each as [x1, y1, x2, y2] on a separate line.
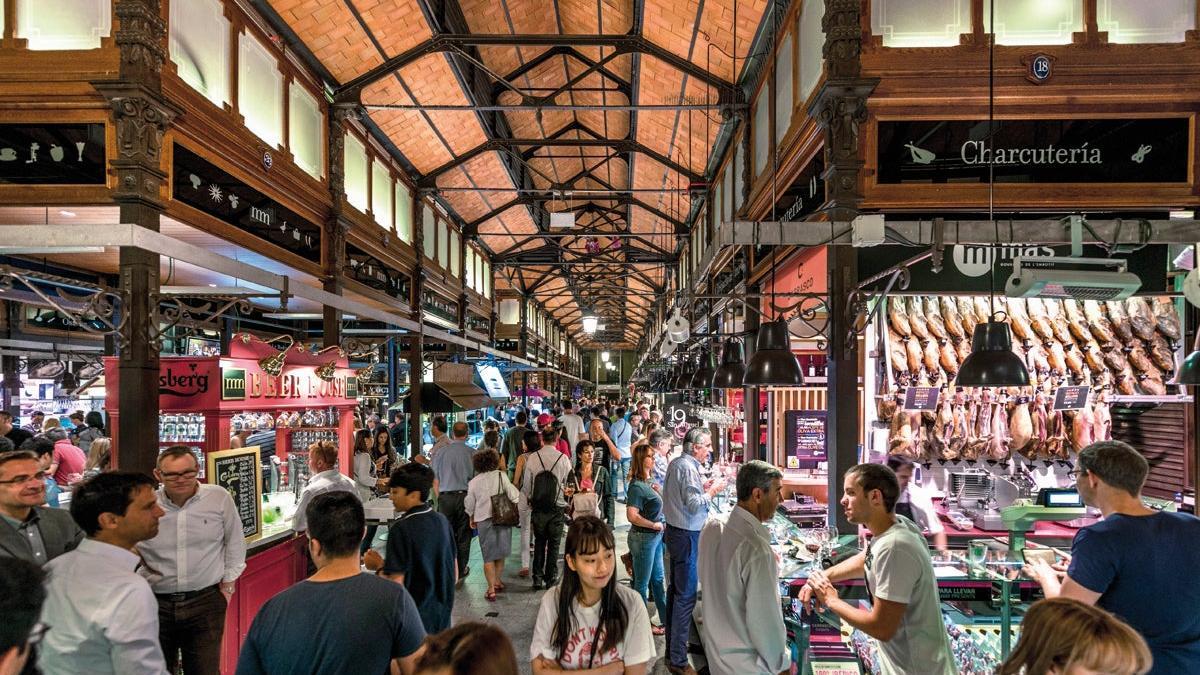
[248, 528, 298, 556]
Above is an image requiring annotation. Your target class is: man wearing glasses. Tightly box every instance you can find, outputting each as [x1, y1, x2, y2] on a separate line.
[0, 557, 48, 675]
[1026, 440, 1200, 675]
[139, 445, 246, 675]
[0, 450, 83, 565]
[800, 463, 955, 675]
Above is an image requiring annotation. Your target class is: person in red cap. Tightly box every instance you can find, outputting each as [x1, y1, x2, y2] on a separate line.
[536, 412, 553, 430]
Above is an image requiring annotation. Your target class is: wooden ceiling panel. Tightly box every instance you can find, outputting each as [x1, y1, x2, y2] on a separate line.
[353, 0, 434, 57]
[268, 0, 383, 82]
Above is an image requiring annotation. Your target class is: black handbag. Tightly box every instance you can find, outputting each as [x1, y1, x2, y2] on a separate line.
[490, 472, 519, 526]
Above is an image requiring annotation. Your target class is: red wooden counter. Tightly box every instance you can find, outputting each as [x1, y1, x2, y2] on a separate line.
[219, 531, 309, 674]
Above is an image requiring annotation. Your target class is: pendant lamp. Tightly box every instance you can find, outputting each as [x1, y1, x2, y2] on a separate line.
[711, 339, 746, 389]
[955, 319, 1030, 387]
[674, 355, 696, 390]
[1175, 332, 1200, 385]
[690, 351, 716, 390]
[743, 319, 804, 386]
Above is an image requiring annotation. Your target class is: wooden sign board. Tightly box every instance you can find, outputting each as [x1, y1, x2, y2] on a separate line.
[207, 446, 263, 541]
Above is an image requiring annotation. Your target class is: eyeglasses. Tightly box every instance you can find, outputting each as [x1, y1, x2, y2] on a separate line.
[1067, 469, 1087, 479]
[27, 622, 50, 648]
[0, 471, 47, 486]
[160, 470, 199, 481]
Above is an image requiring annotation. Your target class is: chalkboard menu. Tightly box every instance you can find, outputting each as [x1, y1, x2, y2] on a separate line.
[206, 447, 263, 540]
[902, 387, 940, 411]
[785, 410, 828, 465]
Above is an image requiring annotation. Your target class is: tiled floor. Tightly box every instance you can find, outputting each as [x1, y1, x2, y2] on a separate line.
[450, 507, 672, 675]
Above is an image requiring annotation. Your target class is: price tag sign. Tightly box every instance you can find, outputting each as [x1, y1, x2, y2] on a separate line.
[902, 386, 940, 411]
[811, 662, 862, 675]
[1054, 385, 1091, 411]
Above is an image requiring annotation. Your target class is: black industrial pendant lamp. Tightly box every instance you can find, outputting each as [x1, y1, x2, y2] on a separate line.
[711, 339, 746, 389]
[672, 356, 694, 390]
[690, 350, 716, 390]
[743, 319, 805, 386]
[955, 2, 1029, 389]
[1177, 346, 1200, 386]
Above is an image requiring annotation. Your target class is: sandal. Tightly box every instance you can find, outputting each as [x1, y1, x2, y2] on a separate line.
[518, 568, 530, 578]
[485, 588, 497, 602]
[495, 581, 506, 592]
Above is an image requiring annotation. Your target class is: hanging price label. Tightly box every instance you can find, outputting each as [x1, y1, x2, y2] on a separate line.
[1054, 385, 1090, 410]
[902, 386, 940, 411]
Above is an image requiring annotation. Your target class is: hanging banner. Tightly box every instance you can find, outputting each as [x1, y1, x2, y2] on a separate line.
[0, 124, 106, 184]
[877, 118, 1190, 184]
[857, 244, 1168, 294]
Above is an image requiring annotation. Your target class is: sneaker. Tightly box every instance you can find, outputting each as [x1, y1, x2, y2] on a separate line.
[532, 579, 544, 591]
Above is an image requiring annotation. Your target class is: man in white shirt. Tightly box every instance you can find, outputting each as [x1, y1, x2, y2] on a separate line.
[139, 446, 247, 675]
[887, 455, 948, 550]
[292, 440, 358, 533]
[698, 461, 789, 675]
[40, 471, 169, 675]
[802, 463, 956, 675]
[557, 401, 585, 454]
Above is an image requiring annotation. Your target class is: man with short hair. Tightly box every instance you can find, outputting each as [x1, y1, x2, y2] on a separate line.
[609, 406, 633, 501]
[649, 429, 673, 490]
[365, 463, 457, 633]
[698, 461, 788, 675]
[139, 446, 246, 675]
[0, 450, 82, 565]
[0, 412, 31, 450]
[591, 405, 609, 434]
[24, 411, 43, 434]
[502, 411, 529, 481]
[1027, 441, 1200, 675]
[524, 425, 573, 590]
[236, 492, 426, 675]
[40, 472, 169, 674]
[558, 401, 585, 453]
[662, 428, 727, 675]
[802, 463, 955, 675]
[291, 442, 358, 533]
[0, 557, 46, 675]
[431, 421, 475, 582]
[45, 427, 85, 486]
[21, 436, 62, 507]
[428, 416, 449, 459]
[886, 455, 948, 551]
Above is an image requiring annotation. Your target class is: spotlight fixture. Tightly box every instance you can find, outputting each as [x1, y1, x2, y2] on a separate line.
[742, 320, 804, 386]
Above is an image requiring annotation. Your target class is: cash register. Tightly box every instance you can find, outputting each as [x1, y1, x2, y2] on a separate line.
[1001, 488, 1087, 553]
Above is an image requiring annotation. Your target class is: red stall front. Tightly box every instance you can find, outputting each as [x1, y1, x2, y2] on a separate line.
[105, 333, 361, 673]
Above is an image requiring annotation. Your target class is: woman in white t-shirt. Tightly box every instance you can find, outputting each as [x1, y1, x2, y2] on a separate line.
[530, 516, 655, 674]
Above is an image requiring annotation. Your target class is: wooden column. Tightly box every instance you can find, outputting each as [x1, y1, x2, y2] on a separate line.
[95, 0, 178, 475]
[323, 109, 352, 348]
[808, 0, 877, 532]
[408, 193, 427, 457]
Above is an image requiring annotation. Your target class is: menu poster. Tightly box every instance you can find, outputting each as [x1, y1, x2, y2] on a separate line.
[902, 386, 940, 411]
[207, 447, 263, 540]
[785, 410, 828, 463]
[1054, 385, 1091, 411]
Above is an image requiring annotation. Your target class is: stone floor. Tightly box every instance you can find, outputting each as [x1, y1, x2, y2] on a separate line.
[449, 506, 673, 675]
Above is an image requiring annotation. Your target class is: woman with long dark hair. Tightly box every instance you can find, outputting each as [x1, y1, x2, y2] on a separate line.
[565, 440, 607, 521]
[530, 516, 654, 674]
[374, 426, 397, 478]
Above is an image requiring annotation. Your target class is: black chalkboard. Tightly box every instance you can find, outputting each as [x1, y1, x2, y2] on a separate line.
[1054, 386, 1091, 411]
[902, 387, 940, 411]
[208, 447, 262, 539]
[785, 410, 828, 463]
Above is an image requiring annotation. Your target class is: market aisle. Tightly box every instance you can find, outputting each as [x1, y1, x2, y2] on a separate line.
[450, 507, 670, 675]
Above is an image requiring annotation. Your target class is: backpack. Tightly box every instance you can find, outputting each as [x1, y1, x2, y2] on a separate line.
[530, 453, 564, 513]
[570, 492, 601, 520]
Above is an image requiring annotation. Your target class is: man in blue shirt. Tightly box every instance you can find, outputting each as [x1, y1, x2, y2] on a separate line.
[661, 428, 727, 675]
[431, 422, 476, 583]
[609, 407, 633, 501]
[1027, 440, 1200, 675]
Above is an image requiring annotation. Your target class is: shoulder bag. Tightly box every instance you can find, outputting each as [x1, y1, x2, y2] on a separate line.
[490, 471, 519, 526]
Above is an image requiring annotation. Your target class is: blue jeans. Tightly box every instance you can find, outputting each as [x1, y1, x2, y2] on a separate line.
[614, 456, 631, 499]
[664, 524, 700, 668]
[628, 529, 668, 623]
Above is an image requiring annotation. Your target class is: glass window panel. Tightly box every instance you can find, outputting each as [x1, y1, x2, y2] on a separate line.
[713, 173, 724, 229]
[1098, 0, 1194, 44]
[483, 260, 491, 297]
[395, 183, 413, 243]
[238, 33, 284, 147]
[343, 135, 369, 212]
[752, 85, 770, 179]
[798, 0, 825, 100]
[733, 138, 745, 214]
[465, 248, 475, 289]
[169, 0, 229, 106]
[871, 0, 970, 47]
[450, 229, 460, 277]
[438, 220, 449, 269]
[775, 32, 794, 145]
[288, 85, 322, 178]
[475, 253, 484, 293]
[984, 0, 1082, 46]
[371, 162, 393, 230]
[422, 205, 436, 261]
[17, 0, 111, 50]
[724, 159, 734, 220]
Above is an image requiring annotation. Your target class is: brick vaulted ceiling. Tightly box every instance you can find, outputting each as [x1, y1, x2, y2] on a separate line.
[265, 0, 771, 349]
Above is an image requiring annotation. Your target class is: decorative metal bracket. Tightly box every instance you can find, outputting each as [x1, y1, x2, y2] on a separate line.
[0, 266, 127, 341]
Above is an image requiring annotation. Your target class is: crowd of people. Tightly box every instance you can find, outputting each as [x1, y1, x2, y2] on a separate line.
[1, 395, 1194, 675]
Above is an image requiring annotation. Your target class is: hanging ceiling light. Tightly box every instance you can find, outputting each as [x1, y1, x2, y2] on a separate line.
[711, 339, 747, 389]
[690, 350, 716, 390]
[56, 369, 79, 392]
[673, 355, 696, 390]
[956, 1, 1029, 389]
[601, 350, 610, 362]
[582, 312, 599, 333]
[743, 320, 804, 386]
